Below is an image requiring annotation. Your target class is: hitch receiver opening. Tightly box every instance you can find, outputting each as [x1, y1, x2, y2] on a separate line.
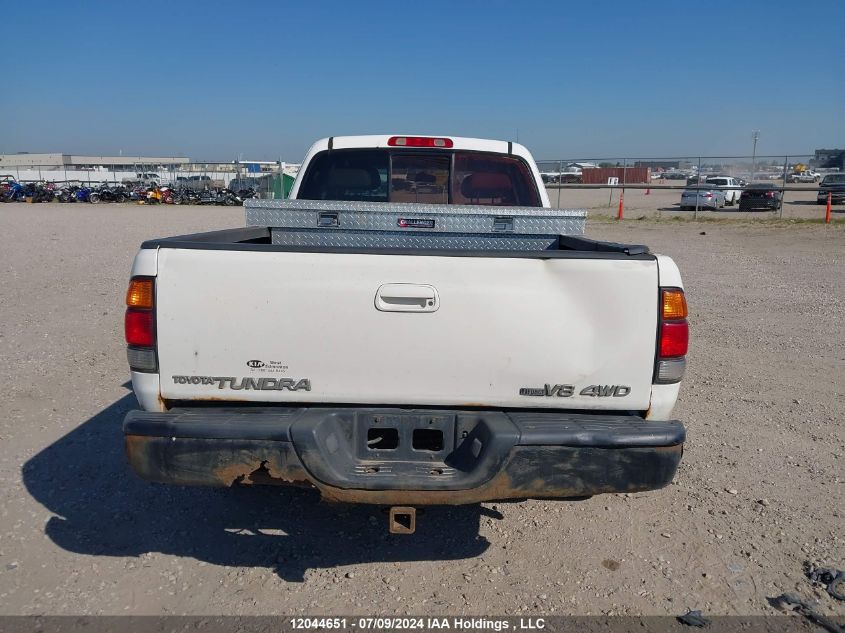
[389, 506, 417, 534]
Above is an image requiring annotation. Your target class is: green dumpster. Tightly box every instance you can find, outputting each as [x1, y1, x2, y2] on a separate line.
[271, 173, 296, 199]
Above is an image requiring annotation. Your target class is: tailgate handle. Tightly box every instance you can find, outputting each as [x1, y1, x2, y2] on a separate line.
[317, 212, 339, 227]
[375, 284, 439, 313]
[493, 216, 514, 232]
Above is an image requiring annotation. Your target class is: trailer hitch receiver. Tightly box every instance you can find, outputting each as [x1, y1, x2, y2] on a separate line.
[389, 506, 417, 534]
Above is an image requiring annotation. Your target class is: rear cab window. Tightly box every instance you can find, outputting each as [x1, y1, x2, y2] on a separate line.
[297, 149, 541, 206]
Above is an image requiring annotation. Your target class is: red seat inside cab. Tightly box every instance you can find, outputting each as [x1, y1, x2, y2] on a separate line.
[460, 173, 515, 204]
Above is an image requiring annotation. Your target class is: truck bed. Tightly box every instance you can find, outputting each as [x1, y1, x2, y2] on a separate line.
[141, 226, 650, 257]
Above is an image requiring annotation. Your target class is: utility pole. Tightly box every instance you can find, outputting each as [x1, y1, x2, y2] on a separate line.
[751, 130, 760, 180]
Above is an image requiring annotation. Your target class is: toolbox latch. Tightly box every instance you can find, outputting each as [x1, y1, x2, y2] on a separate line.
[492, 216, 514, 232]
[317, 212, 339, 228]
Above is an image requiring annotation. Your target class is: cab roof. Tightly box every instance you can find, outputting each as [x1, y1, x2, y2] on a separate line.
[308, 135, 533, 160]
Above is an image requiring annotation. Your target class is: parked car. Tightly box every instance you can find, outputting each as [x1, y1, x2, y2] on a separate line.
[787, 170, 820, 183]
[122, 173, 161, 187]
[739, 183, 783, 210]
[680, 185, 726, 210]
[229, 176, 269, 193]
[817, 173, 845, 205]
[175, 175, 215, 191]
[705, 176, 743, 206]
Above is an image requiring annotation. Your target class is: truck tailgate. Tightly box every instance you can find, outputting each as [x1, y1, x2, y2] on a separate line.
[156, 248, 658, 410]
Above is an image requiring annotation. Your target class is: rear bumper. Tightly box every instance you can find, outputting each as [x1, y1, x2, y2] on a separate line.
[681, 196, 719, 209]
[739, 200, 779, 210]
[124, 407, 685, 505]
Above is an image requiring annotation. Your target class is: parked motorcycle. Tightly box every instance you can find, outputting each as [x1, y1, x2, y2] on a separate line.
[145, 186, 162, 204]
[74, 186, 93, 203]
[160, 186, 182, 204]
[57, 185, 80, 202]
[178, 189, 201, 205]
[129, 186, 148, 202]
[0, 177, 14, 197]
[234, 187, 257, 201]
[215, 188, 242, 206]
[30, 183, 56, 202]
[2, 182, 25, 202]
[197, 188, 217, 205]
[90, 184, 128, 203]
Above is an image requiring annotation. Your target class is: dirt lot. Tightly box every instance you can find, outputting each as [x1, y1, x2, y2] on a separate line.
[0, 203, 842, 617]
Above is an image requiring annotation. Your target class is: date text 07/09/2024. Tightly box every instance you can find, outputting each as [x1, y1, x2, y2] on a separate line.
[289, 618, 546, 631]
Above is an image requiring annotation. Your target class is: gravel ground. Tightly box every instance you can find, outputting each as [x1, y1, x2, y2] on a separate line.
[0, 203, 842, 617]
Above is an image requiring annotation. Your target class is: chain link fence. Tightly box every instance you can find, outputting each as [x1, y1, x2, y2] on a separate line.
[536, 154, 842, 219]
[0, 161, 300, 200]
[2, 153, 842, 218]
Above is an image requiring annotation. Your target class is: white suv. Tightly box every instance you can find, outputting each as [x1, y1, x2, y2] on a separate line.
[705, 176, 743, 206]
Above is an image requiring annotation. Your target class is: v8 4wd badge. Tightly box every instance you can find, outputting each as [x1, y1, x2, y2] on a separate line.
[519, 384, 631, 397]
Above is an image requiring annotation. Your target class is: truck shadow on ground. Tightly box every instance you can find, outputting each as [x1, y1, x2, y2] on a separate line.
[21, 391, 493, 582]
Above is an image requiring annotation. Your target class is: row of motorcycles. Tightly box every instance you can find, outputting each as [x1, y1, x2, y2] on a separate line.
[1, 181, 258, 206]
[2, 181, 60, 202]
[150, 186, 257, 206]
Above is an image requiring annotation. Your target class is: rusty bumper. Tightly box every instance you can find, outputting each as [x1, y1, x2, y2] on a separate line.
[124, 407, 684, 505]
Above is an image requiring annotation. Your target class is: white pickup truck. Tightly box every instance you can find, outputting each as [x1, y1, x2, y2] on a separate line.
[123, 135, 688, 533]
[786, 170, 821, 183]
[704, 176, 744, 206]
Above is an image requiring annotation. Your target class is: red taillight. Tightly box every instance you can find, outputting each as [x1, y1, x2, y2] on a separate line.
[125, 277, 157, 372]
[125, 309, 155, 347]
[659, 321, 689, 357]
[655, 287, 688, 384]
[704, 193, 713, 198]
[765, 191, 775, 198]
[387, 136, 453, 148]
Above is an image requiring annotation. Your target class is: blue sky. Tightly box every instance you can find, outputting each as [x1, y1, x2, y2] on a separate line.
[1, 0, 842, 162]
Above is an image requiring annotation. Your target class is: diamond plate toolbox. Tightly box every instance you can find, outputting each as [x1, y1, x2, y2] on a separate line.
[245, 199, 586, 236]
[269, 229, 558, 251]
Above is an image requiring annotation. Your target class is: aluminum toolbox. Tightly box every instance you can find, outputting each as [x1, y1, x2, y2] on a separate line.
[245, 199, 587, 234]
[266, 229, 562, 250]
[245, 199, 586, 247]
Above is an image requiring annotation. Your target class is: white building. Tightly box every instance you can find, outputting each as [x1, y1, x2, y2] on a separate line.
[0, 153, 190, 169]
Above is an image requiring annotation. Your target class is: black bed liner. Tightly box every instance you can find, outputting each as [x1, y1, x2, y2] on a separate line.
[141, 226, 653, 260]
